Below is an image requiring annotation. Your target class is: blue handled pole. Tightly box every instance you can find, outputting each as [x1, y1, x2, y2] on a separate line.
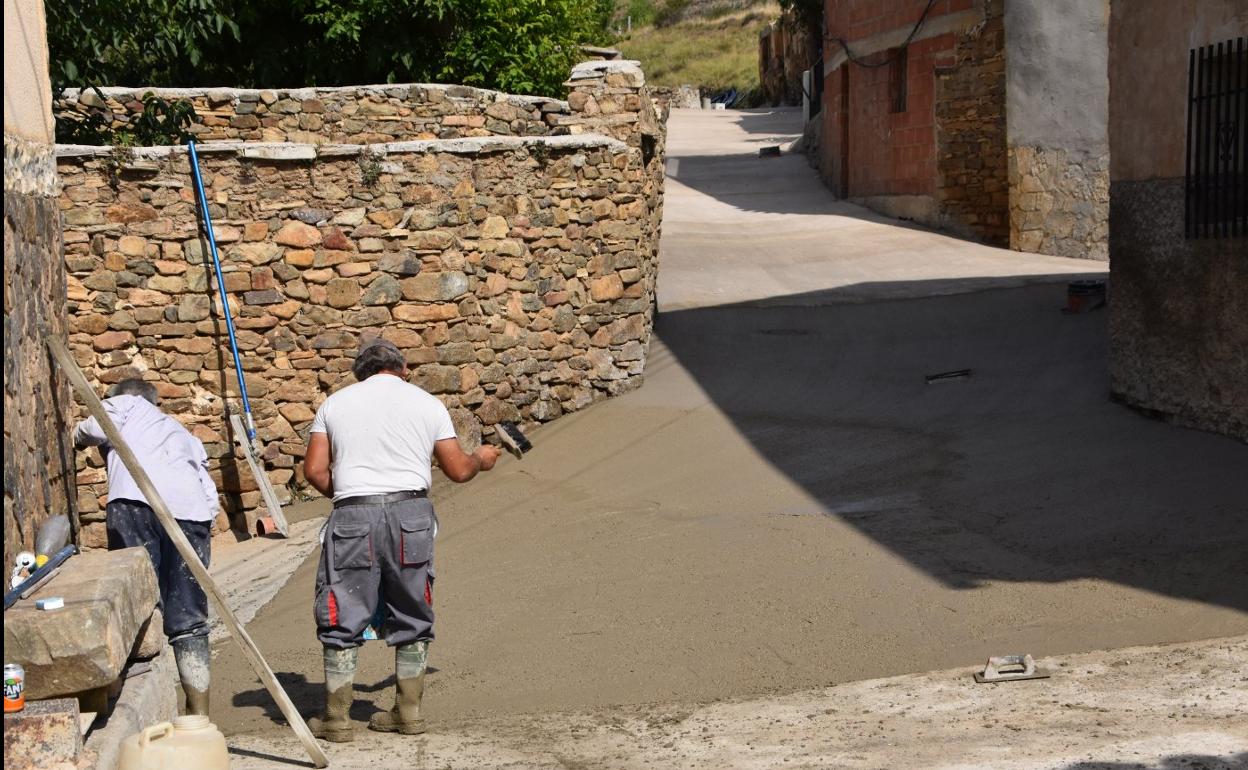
[187, 140, 256, 442]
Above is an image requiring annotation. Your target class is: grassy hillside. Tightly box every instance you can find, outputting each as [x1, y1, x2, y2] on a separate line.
[613, 0, 778, 98]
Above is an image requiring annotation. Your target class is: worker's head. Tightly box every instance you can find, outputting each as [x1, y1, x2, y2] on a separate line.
[108, 378, 160, 406]
[352, 336, 407, 381]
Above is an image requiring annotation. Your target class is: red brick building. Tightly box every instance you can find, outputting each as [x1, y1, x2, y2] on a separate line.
[818, 0, 1111, 259]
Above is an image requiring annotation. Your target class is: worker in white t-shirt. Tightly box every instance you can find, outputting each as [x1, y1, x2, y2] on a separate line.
[303, 336, 499, 742]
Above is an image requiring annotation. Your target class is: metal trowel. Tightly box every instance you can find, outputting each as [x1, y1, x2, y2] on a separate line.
[496, 422, 532, 458]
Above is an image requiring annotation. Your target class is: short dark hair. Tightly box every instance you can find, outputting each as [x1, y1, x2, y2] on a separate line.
[109, 378, 159, 405]
[352, 337, 407, 381]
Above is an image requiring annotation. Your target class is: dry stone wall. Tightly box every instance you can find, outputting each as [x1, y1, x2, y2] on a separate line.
[57, 61, 666, 536]
[58, 84, 572, 145]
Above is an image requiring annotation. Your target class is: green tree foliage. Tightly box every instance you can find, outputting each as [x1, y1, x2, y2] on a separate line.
[46, 0, 240, 90]
[46, 0, 615, 98]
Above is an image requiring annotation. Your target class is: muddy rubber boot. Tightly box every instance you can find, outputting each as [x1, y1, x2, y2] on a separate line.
[368, 640, 427, 735]
[172, 636, 211, 717]
[308, 646, 358, 743]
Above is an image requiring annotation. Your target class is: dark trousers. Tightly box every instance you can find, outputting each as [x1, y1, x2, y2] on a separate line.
[314, 497, 436, 649]
[106, 499, 212, 643]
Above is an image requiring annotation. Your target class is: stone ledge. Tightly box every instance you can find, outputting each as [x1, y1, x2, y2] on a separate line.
[3, 548, 159, 700]
[55, 133, 628, 160]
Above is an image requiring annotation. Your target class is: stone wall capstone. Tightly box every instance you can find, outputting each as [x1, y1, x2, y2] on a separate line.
[4, 134, 76, 568]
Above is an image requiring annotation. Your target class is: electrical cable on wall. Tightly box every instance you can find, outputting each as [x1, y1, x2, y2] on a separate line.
[828, 0, 938, 68]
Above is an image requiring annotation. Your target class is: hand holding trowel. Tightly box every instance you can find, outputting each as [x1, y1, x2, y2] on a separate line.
[494, 421, 532, 459]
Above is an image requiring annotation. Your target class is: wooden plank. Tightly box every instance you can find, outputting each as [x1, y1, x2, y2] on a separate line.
[229, 413, 290, 537]
[47, 336, 329, 769]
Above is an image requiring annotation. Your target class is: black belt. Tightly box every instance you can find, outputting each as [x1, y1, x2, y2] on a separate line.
[334, 490, 427, 508]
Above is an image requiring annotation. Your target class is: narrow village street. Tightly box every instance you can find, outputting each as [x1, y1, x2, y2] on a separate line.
[218, 108, 1248, 768]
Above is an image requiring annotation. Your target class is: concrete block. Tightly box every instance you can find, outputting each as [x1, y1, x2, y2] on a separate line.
[2, 697, 82, 769]
[3, 548, 158, 700]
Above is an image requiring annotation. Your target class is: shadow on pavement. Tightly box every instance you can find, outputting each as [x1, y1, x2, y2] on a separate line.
[1059, 754, 1248, 770]
[730, 107, 806, 137]
[231, 671, 380, 724]
[656, 278, 1248, 613]
[226, 744, 315, 769]
[668, 150, 965, 234]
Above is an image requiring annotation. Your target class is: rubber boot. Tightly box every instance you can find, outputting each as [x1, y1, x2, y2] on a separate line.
[368, 640, 427, 735]
[171, 636, 211, 717]
[308, 646, 358, 743]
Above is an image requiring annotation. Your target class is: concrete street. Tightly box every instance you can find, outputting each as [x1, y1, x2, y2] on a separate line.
[217, 108, 1248, 767]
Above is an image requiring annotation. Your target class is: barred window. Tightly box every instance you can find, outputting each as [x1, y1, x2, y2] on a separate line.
[889, 47, 908, 114]
[1185, 36, 1247, 239]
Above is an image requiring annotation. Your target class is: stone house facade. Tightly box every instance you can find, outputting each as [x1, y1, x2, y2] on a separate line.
[1107, 0, 1246, 439]
[818, 0, 1110, 260]
[55, 61, 669, 536]
[4, 0, 76, 569]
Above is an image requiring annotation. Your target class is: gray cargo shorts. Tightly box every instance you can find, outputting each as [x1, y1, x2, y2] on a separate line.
[314, 495, 436, 648]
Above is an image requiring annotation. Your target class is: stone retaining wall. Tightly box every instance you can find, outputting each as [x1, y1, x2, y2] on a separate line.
[4, 134, 76, 568]
[57, 60, 667, 535]
[59, 134, 660, 533]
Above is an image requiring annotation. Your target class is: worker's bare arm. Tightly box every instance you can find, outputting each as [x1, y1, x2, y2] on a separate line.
[433, 439, 500, 483]
[304, 432, 334, 498]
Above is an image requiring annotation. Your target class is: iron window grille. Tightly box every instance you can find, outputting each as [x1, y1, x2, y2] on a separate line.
[1185, 36, 1247, 239]
[889, 47, 908, 114]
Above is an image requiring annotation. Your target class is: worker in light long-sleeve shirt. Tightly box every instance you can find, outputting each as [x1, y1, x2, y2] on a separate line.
[74, 378, 219, 717]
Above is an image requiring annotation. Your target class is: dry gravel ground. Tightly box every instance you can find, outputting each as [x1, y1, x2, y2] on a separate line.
[226, 636, 1248, 769]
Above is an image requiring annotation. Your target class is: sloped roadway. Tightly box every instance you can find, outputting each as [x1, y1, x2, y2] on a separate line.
[214, 108, 1248, 744]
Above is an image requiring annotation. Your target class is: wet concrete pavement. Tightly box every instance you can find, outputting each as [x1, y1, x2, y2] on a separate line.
[213, 108, 1248, 750]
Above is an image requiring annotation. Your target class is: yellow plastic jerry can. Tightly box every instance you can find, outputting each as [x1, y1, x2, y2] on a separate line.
[118, 715, 230, 770]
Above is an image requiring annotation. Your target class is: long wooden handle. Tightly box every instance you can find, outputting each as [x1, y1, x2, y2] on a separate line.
[46, 336, 329, 769]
